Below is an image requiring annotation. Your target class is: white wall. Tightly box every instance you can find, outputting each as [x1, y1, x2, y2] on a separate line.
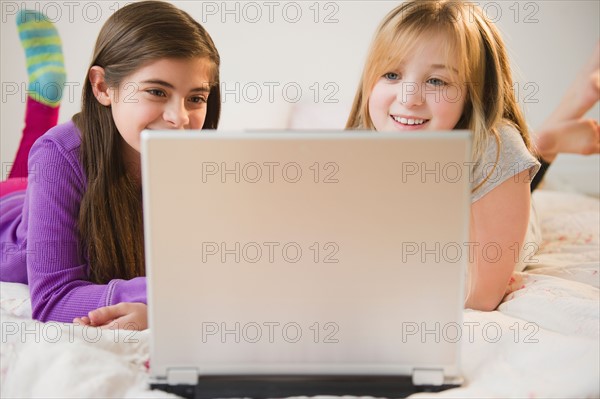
[1, 1, 598, 193]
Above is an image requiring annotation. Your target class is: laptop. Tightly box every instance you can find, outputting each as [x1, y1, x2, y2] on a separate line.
[141, 130, 472, 398]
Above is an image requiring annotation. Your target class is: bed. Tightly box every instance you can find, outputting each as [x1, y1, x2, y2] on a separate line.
[1, 188, 598, 398]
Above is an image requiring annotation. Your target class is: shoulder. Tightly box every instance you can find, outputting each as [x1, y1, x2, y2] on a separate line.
[32, 120, 82, 154]
[497, 123, 532, 156]
[490, 122, 539, 171]
[480, 122, 530, 157]
[471, 121, 540, 203]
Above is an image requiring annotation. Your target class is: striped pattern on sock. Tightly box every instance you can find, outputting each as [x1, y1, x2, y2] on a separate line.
[17, 10, 66, 107]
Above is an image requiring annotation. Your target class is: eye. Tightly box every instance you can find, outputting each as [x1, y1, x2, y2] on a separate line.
[147, 89, 166, 97]
[426, 78, 447, 87]
[383, 72, 400, 81]
[188, 95, 208, 104]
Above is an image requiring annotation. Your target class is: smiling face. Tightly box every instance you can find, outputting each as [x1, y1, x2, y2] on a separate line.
[367, 34, 467, 132]
[91, 57, 214, 169]
[108, 57, 213, 153]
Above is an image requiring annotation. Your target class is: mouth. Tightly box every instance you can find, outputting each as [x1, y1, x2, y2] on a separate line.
[390, 115, 430, 127]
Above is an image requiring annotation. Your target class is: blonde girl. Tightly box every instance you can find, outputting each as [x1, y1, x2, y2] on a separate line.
[347, 0, 540, 310]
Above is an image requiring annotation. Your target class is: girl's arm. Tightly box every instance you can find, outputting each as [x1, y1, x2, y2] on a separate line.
[465, 169, 532, 311]
[25, 125, 146, 323]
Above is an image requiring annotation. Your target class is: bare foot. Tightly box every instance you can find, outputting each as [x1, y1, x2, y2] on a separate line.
[536, 118, 600, 163]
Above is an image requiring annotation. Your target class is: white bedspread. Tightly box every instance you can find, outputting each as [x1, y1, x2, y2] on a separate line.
[1, 190, 599, 398]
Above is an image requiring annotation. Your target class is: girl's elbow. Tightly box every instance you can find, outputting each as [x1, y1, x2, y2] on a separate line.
[465, 291, 503, 311]
[466, 262, 515, 311]
[31, 301, 49, 322]
[467, 299, 501, 312]
[30, 296, 56, 322]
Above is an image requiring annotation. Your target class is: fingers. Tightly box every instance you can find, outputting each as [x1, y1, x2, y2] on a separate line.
[98, 320, 121, 330]
[73, 303, 147, 330]
[97, 317, 138, 330]
[87, 303, 127, 326]
[72, 316, 91, 325]
[74, 314, 138, 330]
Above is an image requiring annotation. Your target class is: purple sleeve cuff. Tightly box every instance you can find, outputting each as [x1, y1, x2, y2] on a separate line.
[105, 277, 147, 306]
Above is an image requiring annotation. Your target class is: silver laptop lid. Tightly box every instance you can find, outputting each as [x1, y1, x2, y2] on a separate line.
[141, 131, 471, 384]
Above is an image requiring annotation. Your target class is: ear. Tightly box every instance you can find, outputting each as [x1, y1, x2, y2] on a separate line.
[89, 66, 112, 106]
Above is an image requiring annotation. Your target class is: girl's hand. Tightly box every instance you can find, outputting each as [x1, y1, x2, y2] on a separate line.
[73, 302, 148, 330]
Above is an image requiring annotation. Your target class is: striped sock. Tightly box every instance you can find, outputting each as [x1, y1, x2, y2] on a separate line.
[16, 9, 66, 107]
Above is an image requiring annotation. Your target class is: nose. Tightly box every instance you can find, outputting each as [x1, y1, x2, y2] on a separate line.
[163, 99, 189, 129]
[397, 81, 424, 107]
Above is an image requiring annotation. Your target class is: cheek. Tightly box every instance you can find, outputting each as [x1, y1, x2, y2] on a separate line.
[110, 105, 129, 133]
[437, 90, 466, 128]
[190, 108, 208, 129]
[368, 84, 388, 111]
[127, 101, 163, 124]
[443, 86, 461, 107]
[368, 83, 391, 126]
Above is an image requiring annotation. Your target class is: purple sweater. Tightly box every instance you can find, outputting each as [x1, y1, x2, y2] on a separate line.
[0, 121, 146, 322]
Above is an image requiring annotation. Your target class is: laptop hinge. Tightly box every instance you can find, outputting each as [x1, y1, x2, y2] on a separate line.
[166, 367, 198, 385]
[412, 368, 445, 386]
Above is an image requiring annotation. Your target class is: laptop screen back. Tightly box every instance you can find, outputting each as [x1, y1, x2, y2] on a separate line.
[141, 131, 471, 380]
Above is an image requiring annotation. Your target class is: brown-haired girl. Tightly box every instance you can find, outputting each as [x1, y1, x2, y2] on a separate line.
[1, 1, 221, 330]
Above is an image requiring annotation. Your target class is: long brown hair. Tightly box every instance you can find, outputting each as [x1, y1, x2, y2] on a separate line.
[73, 1, 221, 284]
[346, 0, 533, 192]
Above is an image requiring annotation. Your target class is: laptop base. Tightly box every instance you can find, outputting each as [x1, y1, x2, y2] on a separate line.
[151, 375, 460, 399]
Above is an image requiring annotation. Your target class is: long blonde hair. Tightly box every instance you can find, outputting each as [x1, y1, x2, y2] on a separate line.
[347, 0, 533, 191]
[73, 1, 221, 284]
